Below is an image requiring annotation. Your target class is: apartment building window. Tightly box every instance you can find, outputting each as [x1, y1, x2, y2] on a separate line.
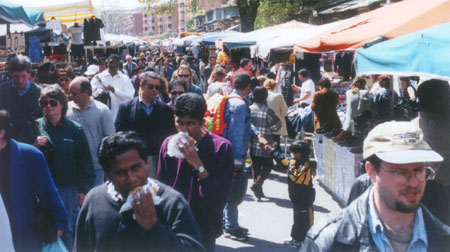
[160, 25, 163, 32]
[159, 17, 163, 22]
[168, 24, 172, 29]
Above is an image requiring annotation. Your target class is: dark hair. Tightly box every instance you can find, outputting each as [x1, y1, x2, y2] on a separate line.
[174, 93, 207, 123]
[9, 55, 31, 73]
[377, 75, 391, 88]
[400, 77, 410, 85]
[253, 86, 268, 103]
[169, 79, 187, 93]
[76, 77, 92, 96]
[233, 72, 251, 90]
[417, 79, 448, 112]
[365, 154, 382, 173]
[298, 69, 309, 78]
[240, 58, 251, 68]
[98, 131, 148, 174]
[107, 54, 120, 62]
[289, 140, 310, 160]
[0, 110, 11, 141]
[318, 78, 331, 88]
[39, 85, 68, 115]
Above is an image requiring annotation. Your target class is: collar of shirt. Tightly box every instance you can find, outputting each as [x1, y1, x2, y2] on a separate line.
[139, 97, 156, 116]
[44, 116, 64, 128]
[368, 188, 428, 252]
[72, 99, 95, 112]
[12, 80, 31, 96]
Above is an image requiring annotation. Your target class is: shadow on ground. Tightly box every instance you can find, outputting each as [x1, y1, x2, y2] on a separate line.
[215, 236, 298, 252]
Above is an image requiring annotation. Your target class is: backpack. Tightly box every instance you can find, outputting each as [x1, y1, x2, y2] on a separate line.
[204, 93, 243, 136]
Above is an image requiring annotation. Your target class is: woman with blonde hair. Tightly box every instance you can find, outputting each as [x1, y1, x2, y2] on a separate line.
[263, 78, 288, 150]
[206, 67, 230, 99]
[332, 76, 370, 142]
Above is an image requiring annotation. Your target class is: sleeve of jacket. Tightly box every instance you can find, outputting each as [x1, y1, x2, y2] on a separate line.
[73, 197, 89, 252]
[226, 103, 247, 162]
[75, 127, 96, 194]
[115, 102, 129, 132]
[267, 108, 282, 132]
[141, 188, 203, 251]
[101, 106, 115, 136]
[156, 137, 171, 185]
[112, 77, 135, 102]
[197, 140, 234, 210]
[32, 147, 68, 231]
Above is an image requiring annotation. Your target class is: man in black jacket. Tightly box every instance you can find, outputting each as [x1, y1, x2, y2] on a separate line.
[301, 121, 450, 251]
[115, 71, 176, 178]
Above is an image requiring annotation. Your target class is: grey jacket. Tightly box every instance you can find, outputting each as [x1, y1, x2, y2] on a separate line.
[301, 189, 450, 252]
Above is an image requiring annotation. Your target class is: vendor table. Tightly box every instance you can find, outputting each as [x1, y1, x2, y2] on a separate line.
[314, 133, 364, 204]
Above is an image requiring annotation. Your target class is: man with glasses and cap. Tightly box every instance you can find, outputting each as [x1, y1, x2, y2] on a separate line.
[115, 71, 176, 178]
[301, 121, 450, 251]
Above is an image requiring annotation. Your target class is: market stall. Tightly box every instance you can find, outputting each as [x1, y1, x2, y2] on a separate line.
[294, 0, 450, 53]
[15, 0, 93, 25]
[355, 22, 450, 80]
[223, 20, 314, 50]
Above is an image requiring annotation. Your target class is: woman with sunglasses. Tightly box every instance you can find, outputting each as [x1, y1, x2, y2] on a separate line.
[167, 79, 187, 110]
[34, 85, 95, 250]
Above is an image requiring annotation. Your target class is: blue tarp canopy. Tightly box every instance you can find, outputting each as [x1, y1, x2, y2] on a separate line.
[0, 1, 45, 27]
[201, 31, 241, 46]
[355, 22, 450, 80]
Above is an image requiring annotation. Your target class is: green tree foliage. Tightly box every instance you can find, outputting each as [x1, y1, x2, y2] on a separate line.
[236, 0, 260, 32]
[138, 0, 177, 15]
[255, 0, 304, 29]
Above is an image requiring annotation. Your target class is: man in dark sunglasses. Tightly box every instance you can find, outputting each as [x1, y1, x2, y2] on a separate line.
[301, 121, 450, 251]
[115, 71, 177, 178]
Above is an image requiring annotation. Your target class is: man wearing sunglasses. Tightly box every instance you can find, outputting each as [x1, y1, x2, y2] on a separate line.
[177, 65, 202, 96]
[301, 121, 450, 251]
[115, 71, 176, 178]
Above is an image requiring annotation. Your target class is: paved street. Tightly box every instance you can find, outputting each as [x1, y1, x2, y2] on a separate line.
[216, 168, 343, 251]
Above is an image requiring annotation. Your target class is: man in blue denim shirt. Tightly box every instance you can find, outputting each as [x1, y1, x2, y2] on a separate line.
[222, 72, 268, 241]
[301, 121, 450, 251]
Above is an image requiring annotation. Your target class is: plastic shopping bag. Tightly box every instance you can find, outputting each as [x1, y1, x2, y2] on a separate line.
[42, 238, 68, 252]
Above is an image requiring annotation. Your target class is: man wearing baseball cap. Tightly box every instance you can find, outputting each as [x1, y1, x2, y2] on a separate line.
[301, 121, 450, 251]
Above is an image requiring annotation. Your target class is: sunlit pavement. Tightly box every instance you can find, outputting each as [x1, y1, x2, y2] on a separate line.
[216, 168, 343, 251]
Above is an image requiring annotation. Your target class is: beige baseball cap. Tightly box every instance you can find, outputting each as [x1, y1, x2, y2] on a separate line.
[363, 121, 443, 164]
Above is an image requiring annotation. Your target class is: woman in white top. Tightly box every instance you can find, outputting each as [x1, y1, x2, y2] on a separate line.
[333, 76, 370, 142]
[264, 78, 289, 149]
[206, 67, 230, 100]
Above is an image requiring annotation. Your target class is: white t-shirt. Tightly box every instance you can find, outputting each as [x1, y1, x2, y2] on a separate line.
[300, 78, 315, 105]
[68, 26, 84, 45]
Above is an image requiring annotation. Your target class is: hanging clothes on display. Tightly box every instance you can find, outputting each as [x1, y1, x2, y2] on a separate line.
[83, 16, 104, 45]
[47, 17, 62, 34]
[27, 36, 44, 63]
[69, 23, 84, 57]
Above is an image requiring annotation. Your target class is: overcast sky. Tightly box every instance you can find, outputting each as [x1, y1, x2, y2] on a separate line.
[92, 0, 146, 11]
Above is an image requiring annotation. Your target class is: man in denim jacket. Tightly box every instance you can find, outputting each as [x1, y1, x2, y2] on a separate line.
[222, 72, 267, 241]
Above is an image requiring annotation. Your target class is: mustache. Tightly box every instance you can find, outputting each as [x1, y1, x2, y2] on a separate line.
[400, 187, 421, 194]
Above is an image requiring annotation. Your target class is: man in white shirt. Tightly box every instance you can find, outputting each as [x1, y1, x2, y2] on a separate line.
[292, 69, 315, 106]
[91, 54, 134, 121]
